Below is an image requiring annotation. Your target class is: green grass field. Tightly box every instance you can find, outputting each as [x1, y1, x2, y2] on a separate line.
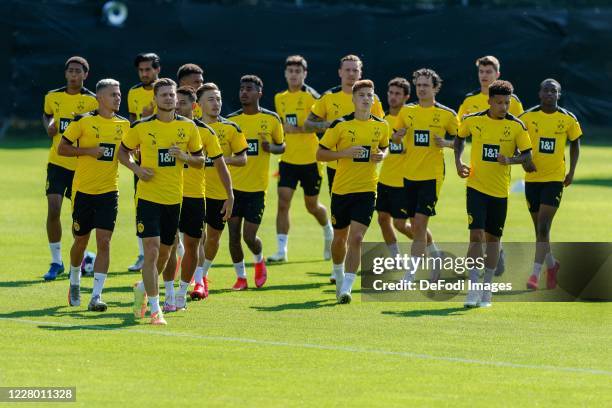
[1, 139, 611, 407]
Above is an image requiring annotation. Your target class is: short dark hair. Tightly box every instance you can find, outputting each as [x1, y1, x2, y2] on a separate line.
[285, 55, 307, 70]
[196, 83, 220, 101]
[488, 80, 514, 97]
[153, 78, 177, 95]
[352, 79, 374, 94]
[177, 86, 196, 102]
[412, 68, 442, 89]
[134, 53, 160, 69]
[540, 78, 561, 91]
[177, 63, 204, 82]
[240, 75, 263, 89]
[476, 55, 500, 72]
[340, 54, 363, 69]
[387, 77, 411, 96]
[65, 56, 89, 73]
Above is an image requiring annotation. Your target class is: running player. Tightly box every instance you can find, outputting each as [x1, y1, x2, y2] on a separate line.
[268, 55, 333, 263]
[127, 52, 161, 272]
[454, 80, 534, 308]
[392, 69, 456, 279]
[226, 75, 285, 290]
[162, 86, 231, 311]
[520, 79, 582, 290]
[58, 79, 130, 311]
[119, 78, 203, 325]
[305, 55, 384, 196]
[42, 56, 98, 281]
[317, 79, 389, 304]
[191, 83, 248, 300]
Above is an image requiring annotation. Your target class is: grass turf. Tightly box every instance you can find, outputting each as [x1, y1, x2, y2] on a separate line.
[0, 140, 611, 407]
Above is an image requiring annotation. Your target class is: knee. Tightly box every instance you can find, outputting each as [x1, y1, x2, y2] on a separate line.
[243, 232, 257, 247]
[48, 203, 61, 218]
[305, 200, 319, 215]
[96, 236, 111, 252]
[378, 212, 390, 226]
[348, 233, 364, 247]
[469, 230, 484, 243]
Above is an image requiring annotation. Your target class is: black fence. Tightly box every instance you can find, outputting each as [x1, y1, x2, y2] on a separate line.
[2, 1, 612, 127]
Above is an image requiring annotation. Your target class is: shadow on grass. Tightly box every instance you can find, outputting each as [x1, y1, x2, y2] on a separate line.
[381, 307, 469, 318]
[250, 299, 337, 312]
[211, 259, 327, 268]
[0, 305, 137, 329]
[572, 178, 612, 188]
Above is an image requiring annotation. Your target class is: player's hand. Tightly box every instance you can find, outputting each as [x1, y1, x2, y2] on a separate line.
[522, 160, 537, 173]
[434, 136, 448, 148]
[497, 154, 510, 165]
[142, 102, 155, 117]
[262, 140, 270, 153]
[392, 128, 406, 144]
[47, 120, 57, 137]
[137, 167, 154, 181]
[563, 171, 574, 187]
[456, 161, 470, 178]
[283, 123, 302, 134]
[89, 146, 105, 158]
[169, 145, 188, 162]
[371, 151, 384, 163]
[342, 145, 366, 158]
[221, 196, 234, 221]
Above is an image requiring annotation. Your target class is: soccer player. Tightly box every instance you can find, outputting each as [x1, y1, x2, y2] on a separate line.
[191, 83, 248, 300]
[317, 79, 389, 304]
[520, 79, 582, 290]
[58, 79, 130, 311]
[119, 78, 204, 325]
[226, 75, 285, 290]
[305, 54, 384, 197]
[42, 56, 98, 281]
[457, 56, 524, 121]
[177, 63, 204, 118]
[127, 52, 161, 272]
[378, 77, 434, 258]
[392, 69, 457, 279]
[268, 55, 333, 263]
[161, 86, 232, 311]
[454, 80, 534, 308]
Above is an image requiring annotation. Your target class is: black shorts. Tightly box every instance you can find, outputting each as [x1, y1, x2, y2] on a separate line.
[136, 199, 181, 246]
[403, 179, 440, 217]
[72, 191, 118, 236]
[331, 192, 376, 229]
[376, 182, 407, 219]
[46, 163, 74, 199]
[525, 181, 564, 212]
[278, 161, 322, 196]
[179, 197, 205, 239]
[326, 166, 336, 194]
[466, 187, 508, 237]
[205, 197, 226, 231]
[231, 190, 265, 225]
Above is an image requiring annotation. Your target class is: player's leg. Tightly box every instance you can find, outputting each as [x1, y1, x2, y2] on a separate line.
[228, 216, 248, 290]
[161, 236, 178, 312]
[128, 174, 144, 272]
[268, 186, 294, 262]
[88, 228, 112, 311]
[329, 192, 350, 285]
[464, 187, 486, 307]
[242, 191, 267, 288]
[302, 163, 333, 260]
[478, 194, 507, 307]
[44, 164, 73, 280]
[326, 166, 335, 195]
[338, 221, 369, 304]
[376, 183, 399, 256]
[154, 208, 177, 320]
[193, 198, 225, 299]
[536, 204, 560, 289]
[67, 191, 95, 306]
[175, 197, 205, 309]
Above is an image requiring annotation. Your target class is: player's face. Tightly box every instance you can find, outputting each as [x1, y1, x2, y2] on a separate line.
[181, 73, 204, 90]
[353, 87, 374, 112]
[285, 65, 306, 88]
[339, 61, 361, 87]
[98, 85, 121, 112]
[478, 65, 499, 89]
[387, 85, 408, 109]
[239, 82, 262, 106]
[539, 81, 560, 106]
[65, 63, 87, 88]
[137, 61, 160, 85]
[489, 94, 511, 119]
[415, 76, 437, 100]
[176, 94, 194, 117]
[155, 85, 177, 112]
[200, 90, 222, 117]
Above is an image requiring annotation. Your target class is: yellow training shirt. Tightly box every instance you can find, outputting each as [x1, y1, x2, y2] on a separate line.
[182, 119, 223, 198]
[127, 83, 156, 121]
[457, 90, 523, 122]
[378, 111, 405, 188]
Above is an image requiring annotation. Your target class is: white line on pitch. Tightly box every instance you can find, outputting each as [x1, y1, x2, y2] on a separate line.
[2, 317, 611, 376]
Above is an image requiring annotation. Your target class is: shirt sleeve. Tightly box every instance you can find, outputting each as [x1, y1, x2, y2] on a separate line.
[62, 118, 81, 143]
[372, 96, 385, 118]
[230, 127, 248, 153]
[122, 125, 140, 150]
[189, 123, 204, 153]
[379, 122, 390, 149]
[457, 117, 471, 139]
[43, 94, 52, 116]
[319, 126, 339, 150]
[204, 129, 223, 159]
[516, 128, 532, 152]
[310, 96, 326, 119]
[509, 97, 524, 117]
[86, 96, 99, 112]
[457, 100, 467, 123]
[445, 112, 459, 136]
[568, 117, 583, 141]
[127, 89, 136, 115]
[272, 117, 284, 145]
[394, 109, 407, 129]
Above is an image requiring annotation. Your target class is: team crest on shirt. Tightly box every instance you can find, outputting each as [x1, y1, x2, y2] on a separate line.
[115, 125, 124, 137]
[77, 99, 85, 112]
[556, 120, 565, 134]
[503, 126, 511, 137]
[433, 113, 440, 124]
[217, 128, 225, 141]
[374, 127, 381, 138]
[177, 128, 186, 140]
[297, 98, 303, 108]
[259, 120, 268, 130]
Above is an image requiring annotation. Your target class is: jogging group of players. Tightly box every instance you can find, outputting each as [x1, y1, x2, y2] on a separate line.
[41, 52, 582, 324]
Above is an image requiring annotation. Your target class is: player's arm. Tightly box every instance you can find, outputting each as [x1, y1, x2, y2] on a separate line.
[119, 143, 153, 181]
[212, 156, 234, 220]
[304, 112, 331, 133]
[169, 146, 205, 168]
[262, 118, 286, 154]
[564, 138, 580, 186]
[454, 133, 470, 178]
[224, 149, 247, 167]
[498, 149, 533, 167]
[42, 95, 57, 137]
[392, 113, 407, 144]
[58, 137, 104, 158]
